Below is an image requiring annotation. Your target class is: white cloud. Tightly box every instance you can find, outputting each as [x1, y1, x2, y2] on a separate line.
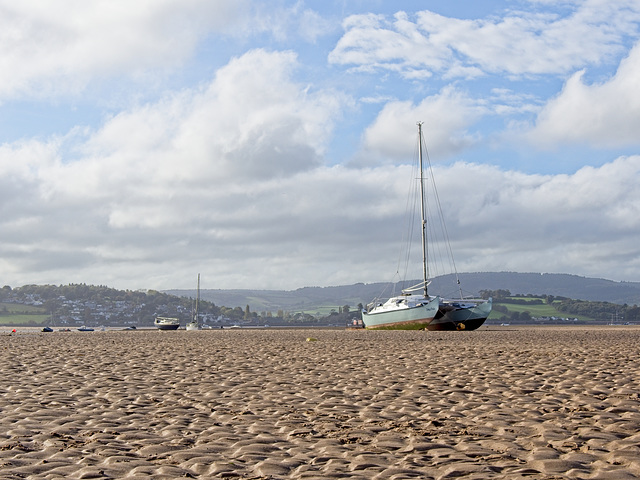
[420, 155, 640, 283]
[527, 41, 640, 147]
[250, 1, 336, 43]
[328, 12, 449, 77]
[355, 86, 486, 165]
[329, 1, 640, 78]
[0, 49, 351, 289]
[3, 82, 640, 290]
[0, 0, 250, 99]
[0, 0, 336, 100]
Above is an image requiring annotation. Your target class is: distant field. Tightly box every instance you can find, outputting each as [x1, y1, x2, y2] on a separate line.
[0, 302, 49, 325]
[301, 305, 343, 316]
[490, 298, 594, 321]
[0, 314, 50, 326]
[1, 302, 47, 313]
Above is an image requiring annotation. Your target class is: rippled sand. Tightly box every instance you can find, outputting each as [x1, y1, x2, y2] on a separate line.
[1, 326, 639, 479]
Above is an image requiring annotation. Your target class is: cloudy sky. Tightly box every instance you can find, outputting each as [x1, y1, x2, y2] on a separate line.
[2, 0, 640, 292]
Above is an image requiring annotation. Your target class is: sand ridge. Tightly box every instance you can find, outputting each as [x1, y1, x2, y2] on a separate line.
[1, 327, 639, 479]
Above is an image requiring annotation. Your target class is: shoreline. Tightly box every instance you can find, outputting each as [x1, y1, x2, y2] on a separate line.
[3, 323, 639, 332]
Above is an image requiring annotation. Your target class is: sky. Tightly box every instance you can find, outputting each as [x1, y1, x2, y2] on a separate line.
[2, 0, 640, 292]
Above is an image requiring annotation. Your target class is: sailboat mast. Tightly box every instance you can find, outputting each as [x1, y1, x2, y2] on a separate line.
[195, 273, 200, 321]
[417, 122, 428, 297]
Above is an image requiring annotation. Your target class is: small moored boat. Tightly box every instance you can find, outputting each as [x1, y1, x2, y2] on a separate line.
[154, 316, 180, 330]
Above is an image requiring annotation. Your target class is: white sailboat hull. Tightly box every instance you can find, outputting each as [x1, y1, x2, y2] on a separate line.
[362, 295, 440, 330]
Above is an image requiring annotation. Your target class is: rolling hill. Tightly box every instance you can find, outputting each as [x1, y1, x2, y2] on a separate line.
[165, 272, 640, 313]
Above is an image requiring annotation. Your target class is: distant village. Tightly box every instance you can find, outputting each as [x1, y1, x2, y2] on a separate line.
[0, 284, 360, 328]
[2, 288, 209, 327]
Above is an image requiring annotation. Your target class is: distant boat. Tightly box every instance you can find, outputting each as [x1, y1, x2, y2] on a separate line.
[185, 274, 201, 331]
[154, 316, 180, 330]
[362, 122, 491, 331]
[43, 311, 55, 332]
[77, 326, 94, 332]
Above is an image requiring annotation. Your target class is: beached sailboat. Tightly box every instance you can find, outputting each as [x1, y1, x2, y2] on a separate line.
[362, 122, 440, 330]
[154, 316, 180, 330]
[362, 122, 491, 331]
[185, 274, 201, 331]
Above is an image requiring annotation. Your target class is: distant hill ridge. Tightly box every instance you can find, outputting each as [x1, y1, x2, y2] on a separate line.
[165, 272, 640, 312]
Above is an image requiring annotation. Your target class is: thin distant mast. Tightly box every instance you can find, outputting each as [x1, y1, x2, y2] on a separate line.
[195, 273, 200, 323]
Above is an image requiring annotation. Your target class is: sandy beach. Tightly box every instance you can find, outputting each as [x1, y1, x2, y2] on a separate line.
[1, 326, 638, 479]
